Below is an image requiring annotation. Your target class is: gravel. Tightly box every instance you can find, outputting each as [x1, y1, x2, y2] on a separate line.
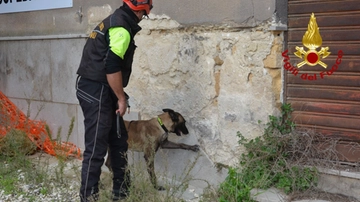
[0, 154, 81, 202]
[0, 187, 79, 202]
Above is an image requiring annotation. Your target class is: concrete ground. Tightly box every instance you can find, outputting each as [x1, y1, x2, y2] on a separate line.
[250, 188, 331, 202]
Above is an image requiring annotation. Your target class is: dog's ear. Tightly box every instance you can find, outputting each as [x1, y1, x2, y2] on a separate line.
[162, 108, 174, 113]
[162, 108, 179, 122]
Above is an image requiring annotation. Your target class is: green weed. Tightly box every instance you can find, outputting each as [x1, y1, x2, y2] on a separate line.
[218, 103, 318, 202]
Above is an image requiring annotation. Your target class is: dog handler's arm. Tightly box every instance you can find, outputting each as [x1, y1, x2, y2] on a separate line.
[105, 27, 131, 116]
[107, 73, 127, 116]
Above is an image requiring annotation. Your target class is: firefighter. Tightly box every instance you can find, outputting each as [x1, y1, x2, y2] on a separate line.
[75, 0, 153, 201]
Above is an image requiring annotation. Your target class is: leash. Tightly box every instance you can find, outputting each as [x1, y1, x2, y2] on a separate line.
[117, 112, 121, 138]
[116, 92, 130, 139]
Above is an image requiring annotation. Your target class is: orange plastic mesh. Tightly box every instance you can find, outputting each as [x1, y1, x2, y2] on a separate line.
[0, 91, 81, 159]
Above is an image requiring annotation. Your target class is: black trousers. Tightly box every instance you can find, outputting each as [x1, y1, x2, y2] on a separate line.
[76, 77, 129, 202]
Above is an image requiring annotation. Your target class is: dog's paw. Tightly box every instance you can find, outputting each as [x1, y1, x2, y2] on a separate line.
[191, 145, 200, 152]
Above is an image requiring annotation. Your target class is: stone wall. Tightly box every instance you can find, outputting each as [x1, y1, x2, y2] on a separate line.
[0, 1, 285, 167]
[130, 18, 284, 165]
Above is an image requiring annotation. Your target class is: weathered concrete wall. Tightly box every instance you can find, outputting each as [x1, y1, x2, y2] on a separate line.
[0, 38, 85, 146]
[0, 24, 284, 163]
[154, 0, 275, 27]
[0, 1, 285, 194]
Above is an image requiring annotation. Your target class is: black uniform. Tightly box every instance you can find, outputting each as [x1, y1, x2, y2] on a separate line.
[75, 4, 141, 202]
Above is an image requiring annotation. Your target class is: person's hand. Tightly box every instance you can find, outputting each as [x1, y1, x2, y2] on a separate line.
[116, 99, 127, 117]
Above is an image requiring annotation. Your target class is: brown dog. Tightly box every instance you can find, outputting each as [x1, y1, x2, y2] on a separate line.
[105, 108, 199, 190]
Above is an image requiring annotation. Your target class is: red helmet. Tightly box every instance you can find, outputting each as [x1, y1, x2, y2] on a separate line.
[123, 0, 153, 15]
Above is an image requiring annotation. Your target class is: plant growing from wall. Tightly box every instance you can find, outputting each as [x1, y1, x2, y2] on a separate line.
[217, 103, 318, 202]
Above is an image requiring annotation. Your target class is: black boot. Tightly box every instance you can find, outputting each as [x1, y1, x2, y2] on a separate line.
[112, 171, 130, 201]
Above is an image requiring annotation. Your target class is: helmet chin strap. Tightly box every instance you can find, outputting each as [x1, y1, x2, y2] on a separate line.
[134, 10, 145, 23]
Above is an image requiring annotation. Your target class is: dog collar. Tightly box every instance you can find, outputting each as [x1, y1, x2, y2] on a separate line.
[157, 117, 169, 133]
